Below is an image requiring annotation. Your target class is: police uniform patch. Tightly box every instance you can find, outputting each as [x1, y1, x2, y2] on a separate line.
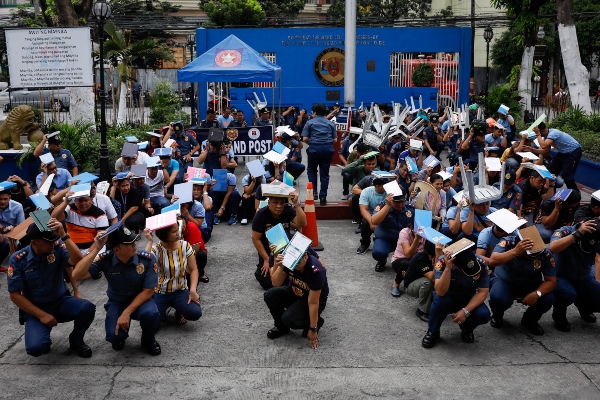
[507, 192, 512, 198]
[533, 259, 542, 269]
[185, 136, 189, 141]
[47, 254, 56, 263]
[153, 263, 158, 273]
[467, 260, 474, 268]
[505, 173, 511, 180]
[123, 227, 131, 235]
[591, 239, 597, 245]
[7, 266, 13, 278]
[515, 193, 522, 200]
[435, 260, 444, 271]
[498, 240, 507, 247]
[406, 210, 412, 218]
[15, 251, 26, 260]
[136, 263, 145, 274]
[553, 231, 562, 237]
[62, 153, 67, 159]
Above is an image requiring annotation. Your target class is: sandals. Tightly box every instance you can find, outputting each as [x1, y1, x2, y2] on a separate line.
[199, 276, 209, 283]
[175, 312, 187, 326]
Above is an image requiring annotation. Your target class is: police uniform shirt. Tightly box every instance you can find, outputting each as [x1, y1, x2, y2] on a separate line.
[0, 199, 25, 228]
[252, 205, 297, 255]
[440, 206, 458, 235]
[373, 201, 414, 242]
[397, 173, 412, 194]
[547, 129, 581, 154]
[397, 148, 420, 164]
[459, 206, 497, 237]
[467, 139, 486, 163]
[424, 126, 441, 146]
[7, 242, 70, 306]
[190, 200, 207, 229]
[484, 133, 503, 147]
[434, 255, 490, 297]
[256, 118, 272, 127]
[242, 174, 267, 195]
[497, 115, 513, 132]
[338, 137, 351, 159]
[492, 236, 556, 286]
[88, 249, 158, 303]
[476, 226, 505, 257]
[301, 116, 337, 147]
[403, 251, 434, 289]
[35, 167, 73, 191]
[41, 148, 78, 171]
[550, 226, 600, 281]
[518, 179, 547, 214]
[535, 199, 576, 229]
[229, 119, 247, 128]
[491, 181, 522, 211]
[287, 141, 302, 163]
[173, 132, 199, 157]
[199, 119, 220, 129]
[287, 255, 329, 303]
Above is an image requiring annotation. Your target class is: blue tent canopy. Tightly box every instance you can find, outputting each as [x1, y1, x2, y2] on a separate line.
[177, 34, 281, 82]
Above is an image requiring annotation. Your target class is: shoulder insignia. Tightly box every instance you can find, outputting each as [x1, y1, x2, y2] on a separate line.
[138, 250, 152, 259]
[14, 251, 27, 260]
[549, 256, 556, 268]
[515, 193, 522, 200]
[435, 260, 444, 271]
[95, 251, 111, 262]
[62, 153, 67, 159]
[553, 231, 563, 238]
[136, 263, 145, 274]
[153, 263, 158, 274]
[7, 266, 13, 278]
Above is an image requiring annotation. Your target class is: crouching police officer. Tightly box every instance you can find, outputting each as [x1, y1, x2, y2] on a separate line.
[7, 219, 95, 358]
[488, 236, 556, 335]
[73, 226, 162, 355]
[549, 219, 600, 332]
[422, 247, 491, 348]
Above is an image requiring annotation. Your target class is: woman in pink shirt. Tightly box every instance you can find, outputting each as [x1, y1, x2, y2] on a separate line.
[391, 227, 425, 297]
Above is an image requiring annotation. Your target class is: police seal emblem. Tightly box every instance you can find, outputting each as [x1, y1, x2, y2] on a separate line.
[47, 254, 56, 263]
[123, 227, 131, 235]
[185, 136, 189, 141]
[507, 192, 512, 198]
[406, 210, 412, 218]
[136, 263, 145, 274]
[467, 260, 474, 268]
[505, 173, 511, 179]
[533, 259, 542, 269]
[62, 153, 67, 159]
[7, 266, 13, 278]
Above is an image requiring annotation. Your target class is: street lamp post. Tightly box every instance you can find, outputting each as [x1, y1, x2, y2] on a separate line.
[483, 25, 494, 114]
[92, 1, 112, 182]
[187, 33, 197, 126]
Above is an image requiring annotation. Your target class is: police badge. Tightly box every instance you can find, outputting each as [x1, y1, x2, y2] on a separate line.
[533, 259, 542, 269]
[136, 263, 145, 274]
[62, 153, 67, 159]
[47, 254, 56, 263]
[507, 192, 512, 198]
[123, 227, 131, 235]
[406, 210, 412, 218]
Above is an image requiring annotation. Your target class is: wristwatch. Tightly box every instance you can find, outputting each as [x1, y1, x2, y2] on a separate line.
[462, 307, 470, 318]
[220, 206, 226, 210]
[61, 234, 71, 241]
[536, 290, 542, 298]
[309, 326, 319, 333]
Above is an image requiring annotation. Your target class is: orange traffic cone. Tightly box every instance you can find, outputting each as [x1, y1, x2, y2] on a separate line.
[303, 182, 324, 251]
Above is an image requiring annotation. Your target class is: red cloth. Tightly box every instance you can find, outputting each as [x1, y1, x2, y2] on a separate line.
[183, 220, 207, 252]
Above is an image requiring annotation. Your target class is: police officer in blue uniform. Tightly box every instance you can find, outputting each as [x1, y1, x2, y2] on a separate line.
[255, 108, 273, 126]
[7, 220, 94, 357]
[422, 248, 491, 348]
[73, 226, 162, 355]
[370, 193, 414, 272]
[162, 122, 200, 182]
[33, 134, 79, 176]
[549, 219, 600, 332]
[197, 128, 229, 177]
[488, 236, 557, 335]
[491, 170, 522, 214]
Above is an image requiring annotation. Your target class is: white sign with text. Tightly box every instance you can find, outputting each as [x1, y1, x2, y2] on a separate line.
[6, 27, 93, 87]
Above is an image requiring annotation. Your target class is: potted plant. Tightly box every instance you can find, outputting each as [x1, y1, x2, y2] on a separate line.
[412, 63, 435, 87]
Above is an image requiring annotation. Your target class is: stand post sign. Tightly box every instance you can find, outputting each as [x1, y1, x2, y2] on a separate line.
[5, 27, 93, 87]
[192, 126, 274, 156]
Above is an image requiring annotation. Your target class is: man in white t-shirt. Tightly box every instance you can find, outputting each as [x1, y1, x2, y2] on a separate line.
[207, 84, 215, 105]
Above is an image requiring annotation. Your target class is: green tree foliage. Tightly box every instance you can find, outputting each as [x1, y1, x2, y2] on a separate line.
[486, 83, 523, 121]
[199, 0, 266, 26]
[259, 0, 304, 20]
[108, 0, 183, 42]
[327, 0, 434, 25]
[150, 80, 189, 125]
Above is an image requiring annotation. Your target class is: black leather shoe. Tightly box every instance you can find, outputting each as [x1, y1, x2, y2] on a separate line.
[320, 198, 327, 206]
[490, 314, 504, 328]
[521, 318, 544, 335]
[267, 326, 290, 339]
[374, 261, 385, 272]
[459, 324, 475, 343]
[553, 318, 571, 332]
[415, 308, 429, 322]
[356, 244, 368, 254]
[421, 331, 440, 348]
[112, 341, 125, 351]
[580, 312, 597, 323]
[142, 340, 162, 356]
[70, 340, 92, 358]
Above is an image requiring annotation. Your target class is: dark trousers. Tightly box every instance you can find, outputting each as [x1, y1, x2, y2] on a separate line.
[255, 257, 273, 290]
[0, 239, 9, 264]
[150, 196, 171, 214]
[553, 276, 600, 319]
[548, 147, 582, 191]
[104, 299, 160, 346]
[342, 170, 353, 196]
[239, 195, 256, 221]
[201, 227, 211, 244]
[427, 292, 491, 334]
[423, 141, 445, 158]
[392, 258, 410, 285]
[23, 296, 96, 357]
[123, 211, 145, 233]
[211, 190, 241, 218]
[264, 285, 326, 330]
[372, 236, 396, 263]
[196, 249, 208, 277]
[489, 276, 554, 322]
[359, 218, 374, 247]
[153, 290, 202, 321]
[351, 194, 361, 222]
[286, 161, 306, 180]
[177, 160, 193, 182]
[306, 146, 334, 199]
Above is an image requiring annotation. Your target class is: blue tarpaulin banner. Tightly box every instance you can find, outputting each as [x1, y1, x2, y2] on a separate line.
[192, 125, 274, 156]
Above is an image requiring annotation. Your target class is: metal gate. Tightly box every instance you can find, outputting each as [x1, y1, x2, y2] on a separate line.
[389, 52, 460, 107]
[254, 52, 276, 88]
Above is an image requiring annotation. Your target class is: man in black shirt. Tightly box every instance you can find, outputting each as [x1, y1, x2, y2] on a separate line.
[574, 196, 600, 224]
[110, 177, 144, 233]
[251, 193, 307, 290]
[403, 241, 442, 322]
